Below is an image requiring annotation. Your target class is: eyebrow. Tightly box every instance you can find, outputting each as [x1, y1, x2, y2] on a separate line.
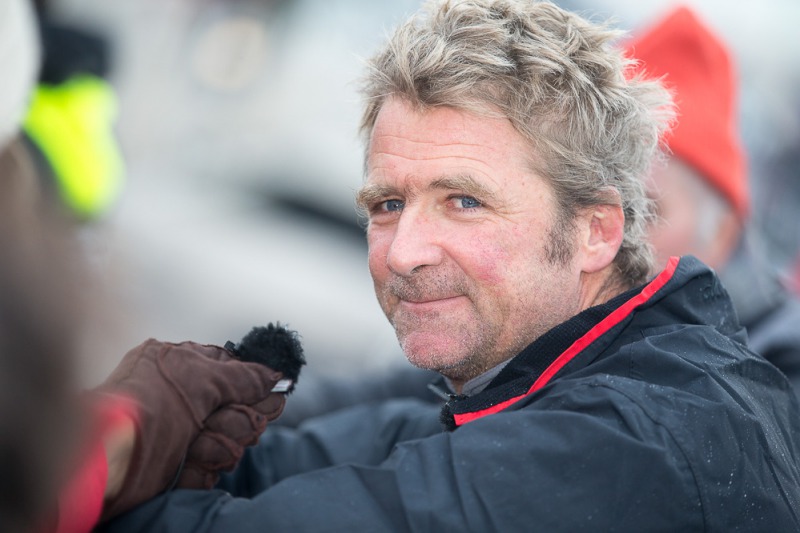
[429, 174, 500, 205]
[355, 174, 500, 210]
[355, 184, 397, 211]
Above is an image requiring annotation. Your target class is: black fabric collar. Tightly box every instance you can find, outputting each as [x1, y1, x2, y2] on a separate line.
[439, 283, 643, 431]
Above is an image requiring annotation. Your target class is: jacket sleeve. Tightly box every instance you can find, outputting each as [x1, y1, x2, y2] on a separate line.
[97, 386, 704, 532]
[51, 395, 138, 533]
[214, 398, 444, 497]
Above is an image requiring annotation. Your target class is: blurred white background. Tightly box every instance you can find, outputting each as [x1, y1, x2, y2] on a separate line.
[40, 0, 799, 385]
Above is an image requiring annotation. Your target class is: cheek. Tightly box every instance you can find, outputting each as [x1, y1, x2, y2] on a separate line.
[367, 230, 391, 279]
[464, 220, 553, 286]
[460, 235, 513, 285]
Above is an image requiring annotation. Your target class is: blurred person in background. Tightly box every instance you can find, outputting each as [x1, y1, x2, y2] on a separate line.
[20, 0, 125, 222]
[0, 3, 76, 530]
[628, 4, 800, 396]
[101, 1, 800, 530]
[1, 1, 289, 531]
[22, 0, 125, 222]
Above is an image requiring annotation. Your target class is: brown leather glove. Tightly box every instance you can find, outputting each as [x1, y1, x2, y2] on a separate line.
[96, 339, 286, 520]
[175, 395, 282, 489]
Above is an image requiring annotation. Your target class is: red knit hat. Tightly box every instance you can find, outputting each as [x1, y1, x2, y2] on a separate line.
[626, 5, 749, 219]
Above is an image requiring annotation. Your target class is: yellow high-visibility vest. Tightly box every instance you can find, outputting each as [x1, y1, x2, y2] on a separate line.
[23, 75, 125, 220]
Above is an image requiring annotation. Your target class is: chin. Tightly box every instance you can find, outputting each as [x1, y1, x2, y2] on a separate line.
[401, 337, 465, 373]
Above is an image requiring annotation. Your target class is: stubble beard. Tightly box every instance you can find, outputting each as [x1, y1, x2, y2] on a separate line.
[381, 270, 505, 383]
[380, 260, 579, 385]
[377, 215, 580, 383]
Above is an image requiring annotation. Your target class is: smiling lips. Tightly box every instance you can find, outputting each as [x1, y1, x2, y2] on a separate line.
[384, 271, 472, 314]
[401, 294, 462, 304]
[390, 285, 465, 305]
[396, 294, 467, 316]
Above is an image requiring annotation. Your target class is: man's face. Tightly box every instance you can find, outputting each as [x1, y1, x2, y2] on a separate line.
[359, 98, 584, 385]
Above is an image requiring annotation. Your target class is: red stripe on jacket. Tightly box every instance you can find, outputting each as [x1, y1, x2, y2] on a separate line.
[453, 256, 680, 427]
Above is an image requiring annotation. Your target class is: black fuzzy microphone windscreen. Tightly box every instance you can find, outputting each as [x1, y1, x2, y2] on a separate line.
[224, 323, 306, 393]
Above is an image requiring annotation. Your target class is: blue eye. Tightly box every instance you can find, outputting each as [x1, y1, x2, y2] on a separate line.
[456, 196, 482, 209]
[383, 199, 404, 212]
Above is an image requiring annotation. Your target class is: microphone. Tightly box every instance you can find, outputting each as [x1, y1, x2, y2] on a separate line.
[224, 323, 306, 393]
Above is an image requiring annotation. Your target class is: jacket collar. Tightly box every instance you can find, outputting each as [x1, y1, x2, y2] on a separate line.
[440, 257, 681, 430]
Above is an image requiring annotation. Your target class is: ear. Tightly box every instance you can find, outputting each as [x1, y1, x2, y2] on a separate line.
[578, 202, 625, 274]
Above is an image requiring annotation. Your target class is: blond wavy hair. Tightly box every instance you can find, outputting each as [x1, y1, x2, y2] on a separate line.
[359, 0, 674, 287]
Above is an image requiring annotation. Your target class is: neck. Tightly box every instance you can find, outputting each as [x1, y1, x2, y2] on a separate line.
[578, 266, 627, 310]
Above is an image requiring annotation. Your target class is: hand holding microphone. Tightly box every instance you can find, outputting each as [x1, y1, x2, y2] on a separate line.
[96, 323, 305, 519]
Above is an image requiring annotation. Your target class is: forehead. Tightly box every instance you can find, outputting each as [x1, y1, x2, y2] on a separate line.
[366, 98, 534, 186]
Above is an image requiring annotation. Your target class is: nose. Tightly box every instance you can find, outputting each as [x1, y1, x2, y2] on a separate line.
[386, 206, 444, 277]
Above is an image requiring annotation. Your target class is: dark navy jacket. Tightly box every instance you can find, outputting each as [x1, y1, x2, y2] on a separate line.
[103, 257, 800, 531]
[720, 235, 800, 396]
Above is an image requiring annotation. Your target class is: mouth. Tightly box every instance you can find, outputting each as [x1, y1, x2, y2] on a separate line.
[402, 294, 461, 303]
[384, 275, 470, 312]
[398, 294, 466, 312]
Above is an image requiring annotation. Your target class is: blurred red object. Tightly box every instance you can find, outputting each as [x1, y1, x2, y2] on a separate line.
[791, 253, 800, 296]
